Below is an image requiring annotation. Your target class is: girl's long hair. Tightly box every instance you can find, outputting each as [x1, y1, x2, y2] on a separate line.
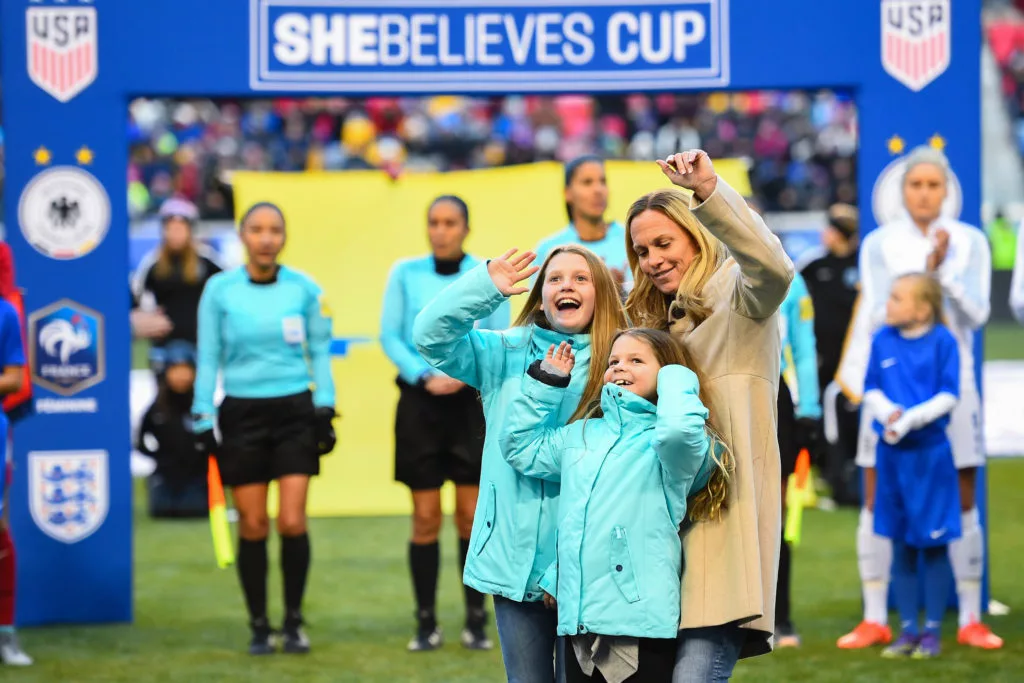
[623, 189, 728, 330]
[513, 245, 627, 422]
[583, 328, 734, 522]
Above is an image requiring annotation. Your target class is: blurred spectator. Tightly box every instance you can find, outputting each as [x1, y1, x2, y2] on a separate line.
[136, 341, 207, 519]
[130, 198, 224, 371]
[986, 210, 1018, 269]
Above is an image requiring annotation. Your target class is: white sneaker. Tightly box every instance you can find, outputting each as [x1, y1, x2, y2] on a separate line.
[0, 631, 33, 666]
[989, 599, 1011, 616]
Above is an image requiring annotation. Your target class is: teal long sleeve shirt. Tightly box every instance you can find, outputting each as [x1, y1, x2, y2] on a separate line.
[192, 266, 335, 431]
[380, 255, 510, 384]
[780, 272, 822, 419]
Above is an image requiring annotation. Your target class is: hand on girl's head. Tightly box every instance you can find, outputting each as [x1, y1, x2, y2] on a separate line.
[545, 342, 575, 375]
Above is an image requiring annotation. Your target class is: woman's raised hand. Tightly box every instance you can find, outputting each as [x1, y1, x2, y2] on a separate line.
[657, 150, 719, 201]
[487, 248, 539, 296]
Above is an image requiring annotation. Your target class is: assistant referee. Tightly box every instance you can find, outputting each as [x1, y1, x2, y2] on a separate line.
[192, 202, 337, 656]
[381, 195, 510, 653]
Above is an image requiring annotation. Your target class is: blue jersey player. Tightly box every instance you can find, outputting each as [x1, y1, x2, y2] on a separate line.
[0, 296, 30, 666]
[192, 202, 337, 656]
[863, 273, 961, 659]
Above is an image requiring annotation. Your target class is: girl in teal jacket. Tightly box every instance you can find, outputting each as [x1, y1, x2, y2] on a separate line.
[412, 245, 627, 682]
[499, 329, 730, 683]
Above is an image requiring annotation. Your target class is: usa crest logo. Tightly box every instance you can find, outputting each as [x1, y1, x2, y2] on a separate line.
[28, 299, 105, 396]
[881, 0, 951, 92]
[29, 450, 108, 544]
[26, 2, 98, 103]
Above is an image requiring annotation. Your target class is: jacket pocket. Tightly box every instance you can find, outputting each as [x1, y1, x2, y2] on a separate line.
[473, 483, 497, 556]
[609, 526, 641, 603]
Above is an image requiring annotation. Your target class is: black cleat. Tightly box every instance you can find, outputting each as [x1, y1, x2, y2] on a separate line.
[461, 608, 493, 651]
[248, 618, 275, 656]
[407, 609, 443, 652]
[281, 612, 311, 654]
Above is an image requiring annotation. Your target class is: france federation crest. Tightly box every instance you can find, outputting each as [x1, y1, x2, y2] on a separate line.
[29, 450, 108, 544]
[881, 0, 951, 92]
[26, 3, 98, 103]
[28, 299, 105, 396]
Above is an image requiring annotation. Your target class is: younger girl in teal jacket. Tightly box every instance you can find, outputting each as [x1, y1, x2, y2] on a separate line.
[500, 329, 731, 683]
[413, 245, 627, 682]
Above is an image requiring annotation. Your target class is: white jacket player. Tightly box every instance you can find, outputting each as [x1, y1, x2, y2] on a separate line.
[836, 146, 1002, 651]
[1011, 221, 1024, 324]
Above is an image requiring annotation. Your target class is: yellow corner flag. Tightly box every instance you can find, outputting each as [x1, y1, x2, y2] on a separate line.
[784, 448, 814, 546]
[208, 456, 235, 568]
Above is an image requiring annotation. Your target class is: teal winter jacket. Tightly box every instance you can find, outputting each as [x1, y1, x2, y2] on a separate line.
[500, 364, 715, 639]
[412, 263, 592, 602]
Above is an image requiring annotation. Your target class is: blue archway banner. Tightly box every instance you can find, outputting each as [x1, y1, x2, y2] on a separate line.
[1, 0, 980, 626]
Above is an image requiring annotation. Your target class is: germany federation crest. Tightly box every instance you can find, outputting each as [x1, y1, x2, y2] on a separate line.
[29, 450, 108, 544]
[881, 0, 951, 92]
[26, 3, 98, 103]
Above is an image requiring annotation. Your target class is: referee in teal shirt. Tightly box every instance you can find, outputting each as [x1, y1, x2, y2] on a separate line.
[192, 202, 337, 656]
[381, 195, 510, 653]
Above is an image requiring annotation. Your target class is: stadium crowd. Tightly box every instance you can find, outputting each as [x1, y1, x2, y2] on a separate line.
[116, 91, 858, 220]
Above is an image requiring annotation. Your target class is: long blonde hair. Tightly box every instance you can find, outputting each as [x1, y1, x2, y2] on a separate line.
[513, 245, 627, 422]
[623, 189, 728, 330]
[153, 228, 201, 284]
[582, 328, 733, 521]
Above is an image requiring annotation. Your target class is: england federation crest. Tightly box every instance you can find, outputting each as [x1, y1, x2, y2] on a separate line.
[29, 450, 108, 544]
[881, 0, 951, 92]
[26, 3, 98, 103]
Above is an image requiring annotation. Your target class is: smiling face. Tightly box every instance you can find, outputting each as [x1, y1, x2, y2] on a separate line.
[603, 334, 661, 402]
[540, 252, 597, 334]
[629, 209, 699, 295]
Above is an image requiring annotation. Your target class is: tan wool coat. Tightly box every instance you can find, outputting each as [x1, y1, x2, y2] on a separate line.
[671, 178, 794, 659]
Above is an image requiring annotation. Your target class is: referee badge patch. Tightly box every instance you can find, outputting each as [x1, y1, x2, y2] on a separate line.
[318, 295, 332, 319]
[799, 296, 814, 321]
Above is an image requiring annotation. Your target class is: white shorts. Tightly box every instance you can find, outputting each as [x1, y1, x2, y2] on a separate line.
[855, 387, 985, 470]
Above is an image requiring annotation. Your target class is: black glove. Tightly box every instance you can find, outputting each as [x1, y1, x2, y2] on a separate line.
[313, 407, 338, 456]
[193, 428, 219, 458]
[795, 417, 823, 460]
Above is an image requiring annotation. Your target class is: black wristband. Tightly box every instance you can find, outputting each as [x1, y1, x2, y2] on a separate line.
[526, 359, 571, 388]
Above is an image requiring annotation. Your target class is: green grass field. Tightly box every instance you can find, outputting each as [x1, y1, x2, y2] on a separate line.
[10, 459, 1023, 683]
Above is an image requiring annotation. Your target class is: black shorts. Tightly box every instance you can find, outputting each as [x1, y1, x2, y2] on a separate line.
[777, 376, 798, 478]
[217, 391, 319, 487]
[394, 379, 485, 490]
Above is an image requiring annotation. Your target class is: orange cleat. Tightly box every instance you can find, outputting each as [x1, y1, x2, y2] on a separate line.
[957, 622, 1003, 649]
[837, 621, 893, 649]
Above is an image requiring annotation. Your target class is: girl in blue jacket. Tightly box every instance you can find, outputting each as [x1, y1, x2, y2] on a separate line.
[413, 245, 627, 682]
[499, 328, 730, 683]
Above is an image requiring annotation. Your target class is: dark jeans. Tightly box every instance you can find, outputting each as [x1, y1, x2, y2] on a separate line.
[493, 595, 566, 683]
[672, 624, 746, 683]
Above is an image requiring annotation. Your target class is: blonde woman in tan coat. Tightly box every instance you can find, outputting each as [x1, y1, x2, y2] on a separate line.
[624, 150, 794, 681]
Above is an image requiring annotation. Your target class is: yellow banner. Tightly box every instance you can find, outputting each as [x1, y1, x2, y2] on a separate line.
[232, 160, 750, 517]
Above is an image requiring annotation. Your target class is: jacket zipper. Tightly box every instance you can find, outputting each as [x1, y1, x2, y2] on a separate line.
[575, 423, 623, 633]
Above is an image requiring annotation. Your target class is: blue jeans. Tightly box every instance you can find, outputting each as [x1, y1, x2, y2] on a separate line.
[672, 624, 745, 683]
[493, 596, 565, 683]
